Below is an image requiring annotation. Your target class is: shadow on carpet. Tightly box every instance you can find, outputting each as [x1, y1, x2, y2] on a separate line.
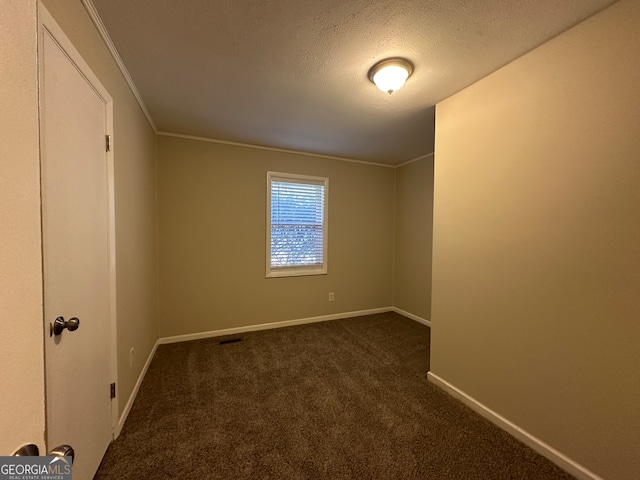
[95, 312, 573, 479]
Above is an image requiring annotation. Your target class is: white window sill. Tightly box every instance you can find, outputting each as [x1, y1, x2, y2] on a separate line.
[266, 266, 327, 278]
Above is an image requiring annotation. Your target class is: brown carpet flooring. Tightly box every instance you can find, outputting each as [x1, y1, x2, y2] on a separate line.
[95, 312, 574, 479]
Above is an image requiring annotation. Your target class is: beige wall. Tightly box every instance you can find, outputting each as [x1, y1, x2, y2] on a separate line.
[157, 136, 394, 337]
[431, 1, 640, 479]
[393, 156, 434, 320]
[0, 0, 46, 455]
[41, 0, 158, 417]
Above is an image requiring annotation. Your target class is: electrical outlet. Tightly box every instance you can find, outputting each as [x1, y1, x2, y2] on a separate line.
[329, 292, 335, 302]
[129, 348, 134, 368]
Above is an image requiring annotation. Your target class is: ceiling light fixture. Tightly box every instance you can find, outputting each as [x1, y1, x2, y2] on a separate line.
[368, 58, 414, 95]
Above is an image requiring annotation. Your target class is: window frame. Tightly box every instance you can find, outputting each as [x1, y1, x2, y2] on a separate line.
[266, 171, 329, 278]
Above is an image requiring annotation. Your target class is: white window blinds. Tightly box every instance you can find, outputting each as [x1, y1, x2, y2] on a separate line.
[267, 172, 328, 277]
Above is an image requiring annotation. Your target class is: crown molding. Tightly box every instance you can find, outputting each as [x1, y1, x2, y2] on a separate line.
[81, 0, 157, 132]
[80, 1, 432, 168]
[395, 152, 434, 169]
[157, 132, 397, 168]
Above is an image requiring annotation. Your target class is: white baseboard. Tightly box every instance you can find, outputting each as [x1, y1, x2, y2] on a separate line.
[113, 339, 159, 439]
[426, 372, 603, 480]
[158, 307, 394, 345]
[391, 307, 431, 327]
[114, 307, 427, 438]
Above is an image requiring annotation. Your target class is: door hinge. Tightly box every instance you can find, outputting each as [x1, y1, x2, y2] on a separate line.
[110, 382, 116, 399]
[105, 134, 111, 152]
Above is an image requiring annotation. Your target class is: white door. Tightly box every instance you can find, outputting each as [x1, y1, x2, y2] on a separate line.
[39, 6, 116, 480]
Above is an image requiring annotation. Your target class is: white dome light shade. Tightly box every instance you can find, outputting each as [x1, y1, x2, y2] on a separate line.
[372, 65, 409, 93]
[368, 58, 414, 94]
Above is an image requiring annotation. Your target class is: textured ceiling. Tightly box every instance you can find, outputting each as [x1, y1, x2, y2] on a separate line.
[90, 0, 617, 165]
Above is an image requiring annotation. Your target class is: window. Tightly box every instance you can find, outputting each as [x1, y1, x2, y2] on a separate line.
[266, 172, 328, 278]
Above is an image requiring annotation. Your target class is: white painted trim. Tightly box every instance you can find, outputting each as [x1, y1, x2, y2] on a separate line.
[114, 307, 428, 435]
[114, 339, 159, 439]
[38, 0, 120, 444]
[395, 152, 434, 169]
[80, 0, 157, 132]
[105, 78, 119, 441]
[157, 132, 396, 168]
[426, 372, 604, 480]
[75, 1, 435, 169]
[159, 307, 393, 345]
[75, 2, 431, 169]
[392, 307, 431, 327]
[266, 171, 329, 278]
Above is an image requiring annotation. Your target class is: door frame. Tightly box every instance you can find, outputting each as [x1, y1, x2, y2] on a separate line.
[37, 1, 119, 441]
